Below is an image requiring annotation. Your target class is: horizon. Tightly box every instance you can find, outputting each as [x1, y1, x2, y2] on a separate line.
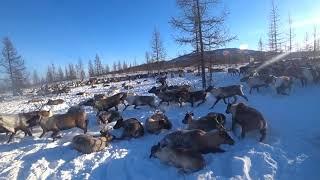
[0, 0, 319, 76]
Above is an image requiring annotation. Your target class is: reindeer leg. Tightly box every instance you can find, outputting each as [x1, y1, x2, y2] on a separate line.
[260, 129, 266, 142]
[241, 95, 248, 101]
[249, 88, 253, 94]
[196, 99, 206, 107]
[210, 147, 226, 153]
[51, 131, 61, 141]
[241, 129, 246, 139]
[122, 105, 129, 111]
[39, 130, 46, 138]
[223, 98, 227, 104]
[210, 98, 220, 109]
[7, 132, 16, 143]
[25, 129, 32, 137]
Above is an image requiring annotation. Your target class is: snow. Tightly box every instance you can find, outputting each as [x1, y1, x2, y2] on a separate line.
[0, 72, 319, 180]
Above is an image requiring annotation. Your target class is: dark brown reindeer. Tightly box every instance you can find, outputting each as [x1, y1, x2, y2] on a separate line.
[149, 145, 205, 173]
[145, 111, 172, 134]
[182, 112, 225, 132]
[226, 103, 267, 142]
[160, 126, 234, 154]
[113, 118, 144, 140]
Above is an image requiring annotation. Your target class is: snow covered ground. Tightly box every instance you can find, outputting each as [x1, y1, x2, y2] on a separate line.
[0, 72, 319, 180]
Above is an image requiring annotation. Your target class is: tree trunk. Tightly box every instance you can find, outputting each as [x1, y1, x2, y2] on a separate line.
[196, 0, 206, 89]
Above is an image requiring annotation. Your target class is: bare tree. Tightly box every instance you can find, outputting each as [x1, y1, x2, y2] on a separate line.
[57, 66, 64, 81]
[64, 66, 69, 80]
[151, 28, 166, 62]
[313, 25, 317, 53]
[112, 61, 117, 72]
[305, 32, 310, 51]
[288, 13, 294, 52]
[258, 37, 263, 51]
[94, 54, 103, 76]
[88, 59, 95, 77]
[0, 37, 28, 95]
[68, 63, 77, 80]
[117, 60, 122, 71]
[171, 0, 235, 89]
[122, 61, 128, 70]
[104, 64, 110, 74]
[268, 0, 283, 53]
[46, 65, 54, 83]
[76, 59, 85, 80]
[32, 70, 40, 86]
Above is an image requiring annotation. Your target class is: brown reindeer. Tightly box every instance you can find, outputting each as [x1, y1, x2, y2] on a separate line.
[226, 103, 267, 142]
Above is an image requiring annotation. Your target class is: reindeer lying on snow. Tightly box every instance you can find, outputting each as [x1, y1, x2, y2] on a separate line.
[113, 118, 144, 140]
[150, 145, 205, 173]
[207, 85, 248, 109]
[71, 130, 114, 154]
[226, 103, 267, 142]
[159, 127, 235, 154]
[96, 110, 122, 125]
[182, 112, 225, 132]
[145, 111, 172, 134]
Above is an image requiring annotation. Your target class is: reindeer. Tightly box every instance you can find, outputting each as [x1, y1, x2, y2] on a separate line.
[226, 103, 267, 142]
[113, 118, 144, 140]
[38, 106, 88, 141]
[182, 112, 225, 132]
[160, 124, 234, 154]
[94, 92, 127, 111]
[123, 95, 156, 111]
[207, 85, 248, 109]
[71, 130, 114, 154]
[145, 111, 172, 134]
[149, 145, 205, 173]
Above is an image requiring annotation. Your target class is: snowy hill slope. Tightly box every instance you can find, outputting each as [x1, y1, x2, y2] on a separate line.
[0, 72, 319, 180]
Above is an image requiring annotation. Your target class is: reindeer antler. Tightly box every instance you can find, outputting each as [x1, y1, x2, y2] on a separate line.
[215, 118, 228, 132]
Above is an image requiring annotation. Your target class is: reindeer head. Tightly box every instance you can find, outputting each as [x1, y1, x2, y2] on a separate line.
[150, 143, 161, 158]
[216, 119, 235, 145]
[182, 112, 194, 124]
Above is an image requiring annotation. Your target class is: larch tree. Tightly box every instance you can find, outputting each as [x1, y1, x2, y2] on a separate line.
[171, 0, 235, 89]
[94, 54, 103, 76]
[0, 37, 28, 95]
[105, 64, 110, 74]
[88, 59, 95, 77]
[57, 66, 64, 81]
[151, 28, 166, 62]
[313, 25, 317, 53]
[68, 63, 77, 80]
[288, 13, 294, 52]
[46, 65, 54, 83]
[32, 70, 40, 85]
[76, 58, 85, 80]
[112, 61, 117, 72]
[305, 32, 310, 51]
[268, 0, 282, 53]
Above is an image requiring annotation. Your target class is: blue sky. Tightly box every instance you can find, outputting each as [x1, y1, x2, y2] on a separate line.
[0, 0, 319, 75]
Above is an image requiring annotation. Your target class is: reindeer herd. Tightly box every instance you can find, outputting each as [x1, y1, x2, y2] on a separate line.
[0, 58, 319, 173]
